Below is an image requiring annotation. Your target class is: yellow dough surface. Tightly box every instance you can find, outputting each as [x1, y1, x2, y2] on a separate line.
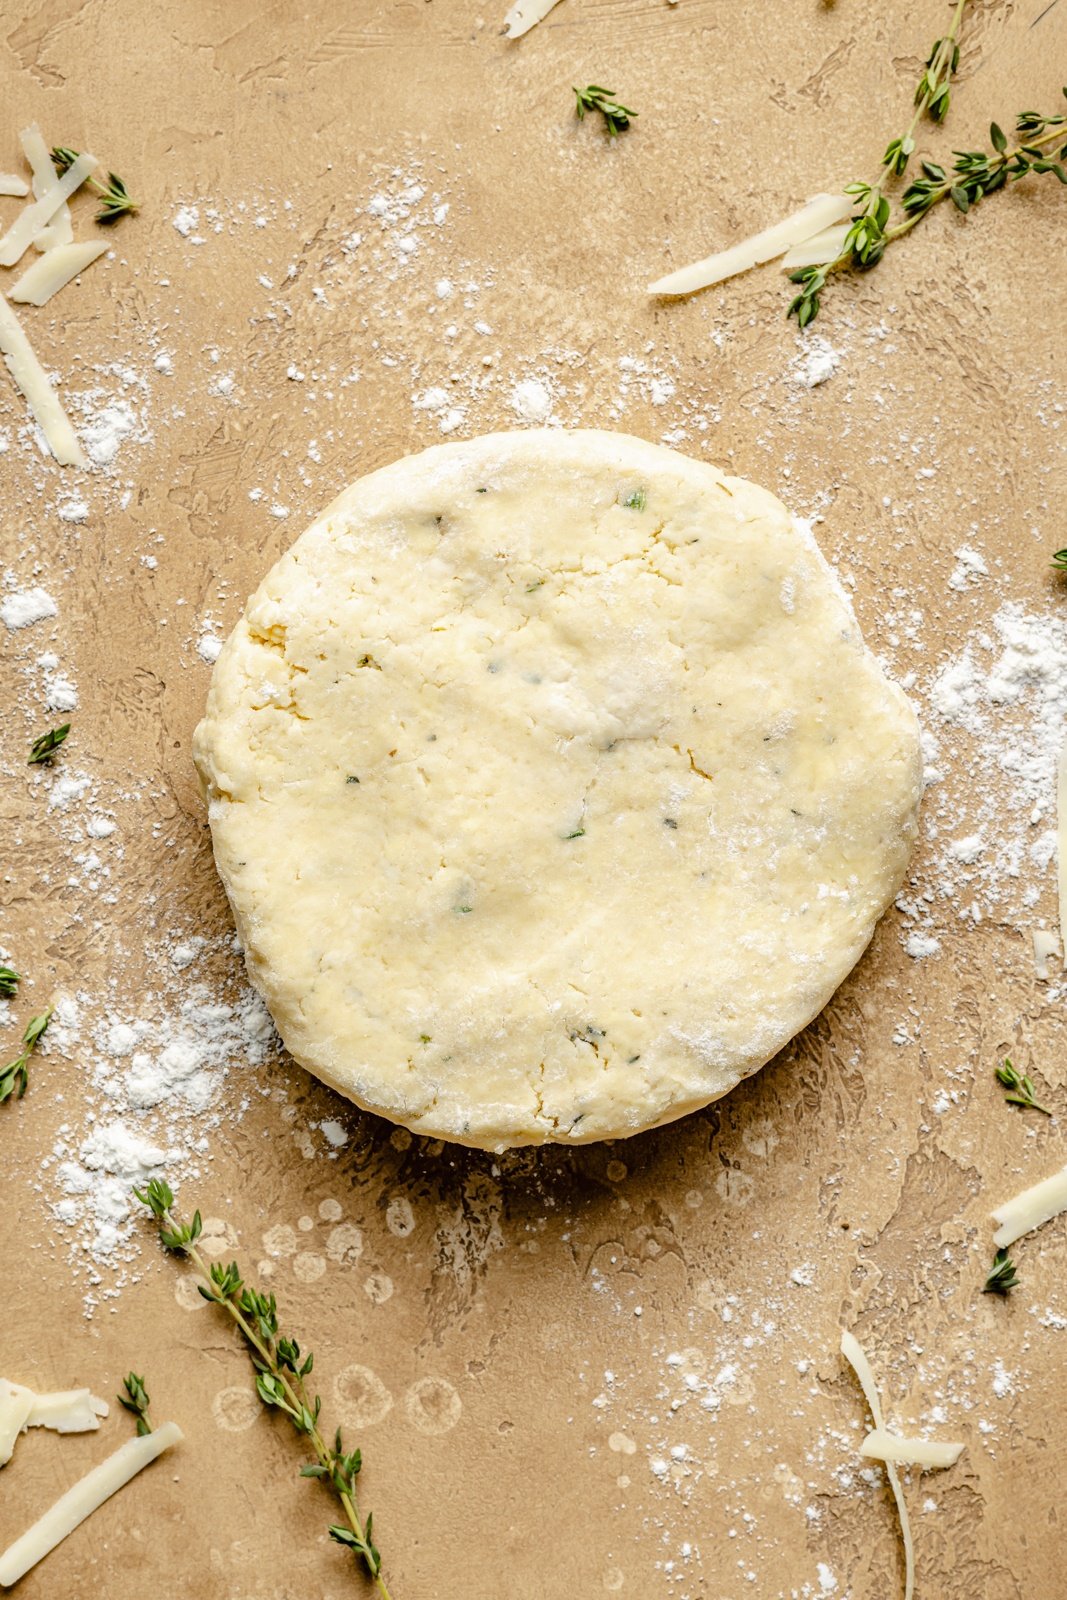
[194, 431, 922, 1150]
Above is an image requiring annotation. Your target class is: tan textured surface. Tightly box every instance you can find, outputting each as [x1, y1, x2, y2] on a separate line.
[1, 2, 1066, 1598]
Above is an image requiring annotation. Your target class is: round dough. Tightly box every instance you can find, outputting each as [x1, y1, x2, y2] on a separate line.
[194, 431, 921, 1150]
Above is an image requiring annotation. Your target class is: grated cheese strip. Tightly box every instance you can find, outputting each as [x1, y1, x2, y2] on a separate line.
[9, 240, 108, 307]
[1032, 928, 1061, 980]
[24, 1389, 109, 1434]
[861, 1429, 964, 1470]
[992, 1162, 1067, 1248]
[648, 193, 853, 297]
[502, 0, 564, 36]
[0, 1420, 183, 1588]
[781, 222, 851, 270]
[1058, 735, 1067, 967]
[0, 174, 29, 198]
[20, 124, 73, 252]
[0, 291, 87, 467]
[0, 151, 96, 268]
[840, 1330, 914, 1600]
[0, 1385, 35, 1468]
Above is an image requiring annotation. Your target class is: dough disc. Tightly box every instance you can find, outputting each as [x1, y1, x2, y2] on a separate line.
[194, 431, 921, 1150]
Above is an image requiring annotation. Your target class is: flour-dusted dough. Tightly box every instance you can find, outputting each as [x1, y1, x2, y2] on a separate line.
[194, 431, 921, 1150]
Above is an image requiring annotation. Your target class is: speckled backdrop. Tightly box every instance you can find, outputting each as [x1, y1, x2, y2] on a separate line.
[2, 1, 1066, 1597]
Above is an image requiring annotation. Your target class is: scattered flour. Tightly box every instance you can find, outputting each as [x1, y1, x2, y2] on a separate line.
[1, 585, 57, 631]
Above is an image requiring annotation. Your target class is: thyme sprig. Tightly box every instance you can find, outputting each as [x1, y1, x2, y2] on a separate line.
[0, 966, 19, 999]
[134, 1179, 391, 1598]
[28, 724, 70, 765]
[1053, 549, 1067, 570]
[789, 105, 1067, 327]
[573, 84, 636, 137]
[982, 1248, 1018, 1296]
[118, 1372, 154, 1436]
[0, 1008, 52, 1104]
[995, 1058, 1051, 1115]
[51, 147, 139, 224]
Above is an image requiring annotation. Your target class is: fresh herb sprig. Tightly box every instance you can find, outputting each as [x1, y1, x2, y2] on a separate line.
[51, 147, 139, 224]
[983, 1248, 1018, 1296]
[0, 1008, 52, 1103]
[574, 85, 636, 138]
[0, 966, 19, 999]
[1053, 549, 1067, 570]
[28, 724, 70, 765]
[118, 1372, 154, 1436]
[134, 1179, 391, 1598]
[790, 104, 1067, 327]
[995, 1058, 1051, 1115]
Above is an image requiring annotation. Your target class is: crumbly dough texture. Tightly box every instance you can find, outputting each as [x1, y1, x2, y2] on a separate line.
[194, 431, 922, 1150]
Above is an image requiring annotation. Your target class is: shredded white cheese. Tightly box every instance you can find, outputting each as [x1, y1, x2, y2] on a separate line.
[1058, 735, 1067, 968]
[9, 240, 108, 307]
[19, 124, 74, 252]
[840, 1330, 914, 1600]
[24, 1389, 109, 1434]
[992, 1162, 1067, 1249]
[0, 151, 96, 269]
[861, 1428, 964, 1470]
[0, 1420, 183, 1588]
[780, 222, 850, 270]
[502, 0, 564, 35]
[0, 1385, 35, 1468]
[0, 174, 29, 198]
[648, 193, 852, 297]
[1032, 928, 1061, 980]
[0, 291, 87, 467]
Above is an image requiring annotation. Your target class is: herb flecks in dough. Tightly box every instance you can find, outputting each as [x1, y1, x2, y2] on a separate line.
[134, 1180, 392, 1596]
[995, 1058, 1051, 1115]
[0, 1008, 52, 1104]
[621, 489, 647, 511]
[983, 1248, 1018, 1296]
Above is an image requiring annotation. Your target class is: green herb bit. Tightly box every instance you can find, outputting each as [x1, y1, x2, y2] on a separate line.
[51, 146, 139, 224]
[28, 724, 70, 765]
[1052, 549, 1067, 570]
[0, 1007, 53, 1104]
[983, 1248, 1018, 1296]
[573, 84, 637, 138]
[118, 1372, 154, 1436]
[0, 966, 19, 999]
[133, 1178, 391, 1598]
[995, 1057, 1051, 1115]
[621, 489, 647, 511]
[564, 827, 586, 839]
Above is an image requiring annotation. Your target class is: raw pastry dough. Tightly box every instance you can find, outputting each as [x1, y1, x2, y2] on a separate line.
[194, 430, 921, 1150]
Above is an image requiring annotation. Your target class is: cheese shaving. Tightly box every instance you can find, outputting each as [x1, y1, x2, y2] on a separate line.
[9, 240, 108, 307]
[840, 1330, 914, 1600]
[860, 1428, 964, 1470]
[502, 0, 564, 36]
[992, 1162, 1067, 1248]
[0, 1385, 35, 1468]
[20, 124, 73, 253]
[1032, 928, 1061, 980]
[648, 193, 853, 297]
[780, 222, 850, 270]
[1058, 735, 1067, 968]
[0, 174, 29, 198]
[24, 1389, 109, 1434]
[0, 291, 87, 467]
[0, 1420, 183, 1588]
[0, 151, 96, 269]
